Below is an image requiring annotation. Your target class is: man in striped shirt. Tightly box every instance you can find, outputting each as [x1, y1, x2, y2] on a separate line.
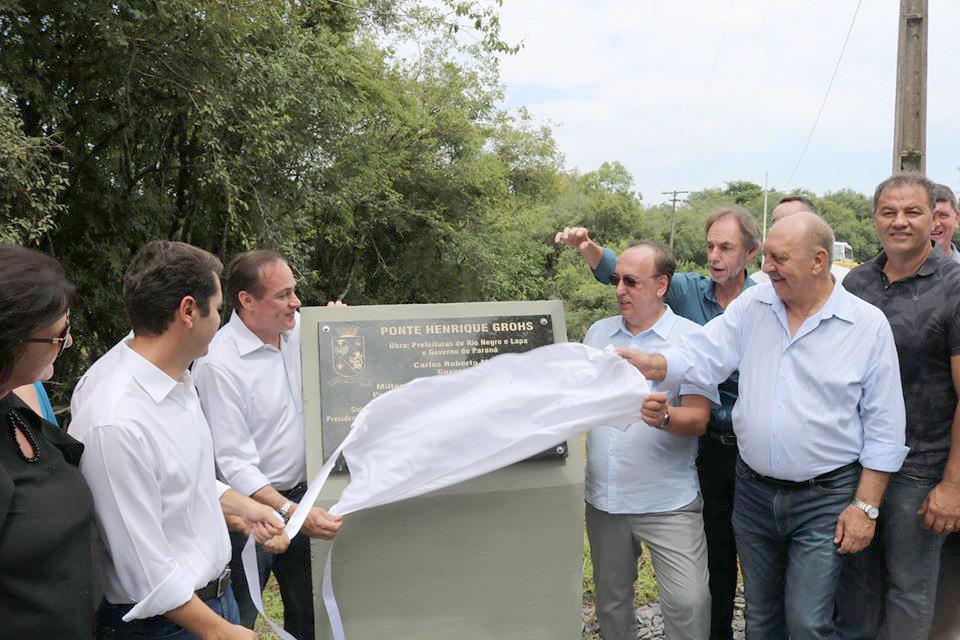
[617, 212, 908, 640]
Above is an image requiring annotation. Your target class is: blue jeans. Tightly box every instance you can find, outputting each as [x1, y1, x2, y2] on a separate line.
[230, 484, 314, 639]
[95, 587, 239, 639]
[733, 458, 858, 640]
[834, 472, 946, 640]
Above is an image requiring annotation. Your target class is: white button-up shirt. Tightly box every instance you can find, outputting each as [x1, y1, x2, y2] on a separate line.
[69, 333, 132, 419]
[193, 311, 305, 496]
[662, 283, 908, 481]
[70, 347, 231, 621]
[582, 308, 718, 515]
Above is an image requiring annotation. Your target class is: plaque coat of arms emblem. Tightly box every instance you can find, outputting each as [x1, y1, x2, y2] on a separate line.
[332, 326, 364, 377]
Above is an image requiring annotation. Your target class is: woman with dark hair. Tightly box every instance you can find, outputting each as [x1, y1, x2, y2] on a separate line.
[0, 245, 94, 639]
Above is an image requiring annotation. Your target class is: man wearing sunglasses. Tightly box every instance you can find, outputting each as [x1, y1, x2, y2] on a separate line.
[583, 240, 717, 640]
[556, 205, 759, 640]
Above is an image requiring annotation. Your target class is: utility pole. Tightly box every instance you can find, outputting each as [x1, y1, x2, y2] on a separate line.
[761, 170, 770, 243]
[892, 0, 928, 173]
[663, 190, 690, 250]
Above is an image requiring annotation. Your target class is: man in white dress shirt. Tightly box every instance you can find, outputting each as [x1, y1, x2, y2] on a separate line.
[582, 241, 717, 640]
[193, 250, 343, 639]
[71, 241, 288, 640]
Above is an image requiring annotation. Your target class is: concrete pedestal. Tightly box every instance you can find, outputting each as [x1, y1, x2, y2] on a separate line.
[300, 302, 584, 640]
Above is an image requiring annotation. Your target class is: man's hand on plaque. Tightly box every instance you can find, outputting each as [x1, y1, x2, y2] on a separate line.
[295, 504, 344, 540]
[326, 300, 347, 307]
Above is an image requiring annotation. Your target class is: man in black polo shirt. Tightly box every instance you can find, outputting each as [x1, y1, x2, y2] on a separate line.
[835, 172, 960, 640]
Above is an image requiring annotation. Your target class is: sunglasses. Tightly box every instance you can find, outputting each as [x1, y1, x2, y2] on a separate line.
[24, 319, 71, 358]
[608, 273, 660, 288]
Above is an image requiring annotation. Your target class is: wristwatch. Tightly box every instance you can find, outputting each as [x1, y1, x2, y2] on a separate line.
[656, 410, 670, 431]
[278, 500, 294, 524]
[852, 498, 879, 520]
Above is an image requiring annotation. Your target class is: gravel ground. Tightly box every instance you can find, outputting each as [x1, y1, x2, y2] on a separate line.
[582, 586, 746, 639]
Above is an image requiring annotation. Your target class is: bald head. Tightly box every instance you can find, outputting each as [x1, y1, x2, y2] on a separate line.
[769, 212, 834, 260]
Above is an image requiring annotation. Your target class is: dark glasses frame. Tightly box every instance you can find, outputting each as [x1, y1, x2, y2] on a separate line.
[608, 273, 662, 288]
[23, 319, 71, 357]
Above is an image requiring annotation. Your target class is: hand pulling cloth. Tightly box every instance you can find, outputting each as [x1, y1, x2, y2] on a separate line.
[242, 342, 651, 639]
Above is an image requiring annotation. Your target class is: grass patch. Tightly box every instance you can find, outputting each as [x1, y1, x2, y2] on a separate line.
[253, 577, 284, 639]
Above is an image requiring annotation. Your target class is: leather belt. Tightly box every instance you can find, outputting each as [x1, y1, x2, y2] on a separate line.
[279, 481, 307, 499]
[742, 458, 860, 490]
[195, 566, 231, 601]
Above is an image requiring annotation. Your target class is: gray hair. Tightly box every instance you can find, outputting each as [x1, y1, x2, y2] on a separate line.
[873, 172, 937, 213]
[703, 205, 761, 254]
[933, 183, 958, 213]
[802, 213, 835, 262]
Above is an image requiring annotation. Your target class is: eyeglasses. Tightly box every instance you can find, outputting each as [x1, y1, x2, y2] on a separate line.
[23, 319, 71, 358]
[608, 273, 660, 288]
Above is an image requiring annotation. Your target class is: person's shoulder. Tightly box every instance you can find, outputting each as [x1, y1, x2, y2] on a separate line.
[665, 310, 701, 336]
[195, 323, 241, 368]
[584, 315, 622, 345]
[670, 271, 709, 288]
[837, 284, 890, 326]
[71, 367, 145, 441]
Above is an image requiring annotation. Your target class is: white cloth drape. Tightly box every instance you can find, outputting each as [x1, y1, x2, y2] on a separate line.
[243, 342, 651, 640]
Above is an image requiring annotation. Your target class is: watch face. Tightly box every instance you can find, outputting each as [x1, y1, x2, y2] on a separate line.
[867, 506, 879, 520]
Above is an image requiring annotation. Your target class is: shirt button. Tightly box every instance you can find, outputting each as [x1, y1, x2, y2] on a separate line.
[778, 402, 784, 408]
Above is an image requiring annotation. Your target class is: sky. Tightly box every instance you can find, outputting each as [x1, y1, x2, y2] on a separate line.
[495, 0, 959, 205]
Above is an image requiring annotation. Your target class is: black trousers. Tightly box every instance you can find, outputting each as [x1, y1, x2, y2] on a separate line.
[229, 485, 314, 640]
[697, 435, 740, 640]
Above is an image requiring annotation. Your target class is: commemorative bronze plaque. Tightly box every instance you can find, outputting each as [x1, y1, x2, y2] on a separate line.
[314, 301, 566, 467]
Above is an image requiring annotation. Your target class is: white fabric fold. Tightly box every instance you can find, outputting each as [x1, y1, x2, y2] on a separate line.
[243, 342, 651, 639]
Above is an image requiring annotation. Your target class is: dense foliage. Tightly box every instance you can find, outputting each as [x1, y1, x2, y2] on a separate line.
[0, 0, 884, 413]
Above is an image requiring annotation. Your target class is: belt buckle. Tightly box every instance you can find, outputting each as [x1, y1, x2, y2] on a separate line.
[719, 433, 737, 447]
[216, 567, 231, 598]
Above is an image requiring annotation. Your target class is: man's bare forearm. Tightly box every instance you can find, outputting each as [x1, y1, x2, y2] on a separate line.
[855, 467, 891, 506]
[251, 485, 288, 511]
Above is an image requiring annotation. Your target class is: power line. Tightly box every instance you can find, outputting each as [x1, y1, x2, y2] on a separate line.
[693, 0, 777, 185]
[700, 0, 811, 183]
[671, 0, 736, 185]
[784, 0, 863, 187]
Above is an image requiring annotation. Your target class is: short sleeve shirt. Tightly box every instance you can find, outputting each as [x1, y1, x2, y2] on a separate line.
[843, 245, 960, 478]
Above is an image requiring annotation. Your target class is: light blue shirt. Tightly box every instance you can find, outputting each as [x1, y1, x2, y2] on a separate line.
[950, 243, 960, 264]
[662, 283, 908, 482]
[583, 307, 719, 514]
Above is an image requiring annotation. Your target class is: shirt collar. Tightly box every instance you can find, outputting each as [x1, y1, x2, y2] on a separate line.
[756, 279, 855, 323]
[609, 305, 676, 340]
[869, 241, 941, 278]
[118, 345, 182, 404]
[228, 310, 276, 356]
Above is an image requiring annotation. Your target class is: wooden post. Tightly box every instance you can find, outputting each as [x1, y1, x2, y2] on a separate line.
[892, 0, 928, 173]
